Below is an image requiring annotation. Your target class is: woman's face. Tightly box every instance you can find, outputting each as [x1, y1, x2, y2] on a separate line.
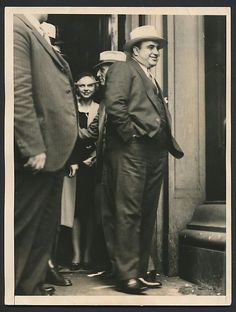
[76, 76, 96, 99]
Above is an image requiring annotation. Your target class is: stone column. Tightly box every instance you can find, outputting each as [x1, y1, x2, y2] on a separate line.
[167, 15, 206, 275]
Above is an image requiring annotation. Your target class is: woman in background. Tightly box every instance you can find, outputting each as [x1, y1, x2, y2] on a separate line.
[69, 72, 99, 270]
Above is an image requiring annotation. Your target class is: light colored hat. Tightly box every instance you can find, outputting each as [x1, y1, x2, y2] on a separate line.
[124, 25, 167, 52]
[41, 22, 56, 39]
[94, 51, 126, 69]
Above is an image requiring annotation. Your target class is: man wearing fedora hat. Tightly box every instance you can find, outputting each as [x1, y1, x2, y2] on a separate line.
[94, 50, 127, 87]
[79, 51, 126, 273]
[101, 25, 184, 294]
[79, 51, 126, 182]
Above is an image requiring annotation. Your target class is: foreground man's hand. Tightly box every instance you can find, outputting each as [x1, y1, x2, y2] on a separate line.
[24, 153, 46, 172]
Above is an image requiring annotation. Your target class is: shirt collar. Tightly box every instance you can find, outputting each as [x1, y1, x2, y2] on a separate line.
[24, 15, 52, 46]
[132, 57, 151, 78]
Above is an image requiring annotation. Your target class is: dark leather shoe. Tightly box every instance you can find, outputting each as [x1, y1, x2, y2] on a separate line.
[37, 285, 55, 296]
[46, 267, 72, 286]
[139, 270, 162, 288]
[116, 278, 147, 294]
[70, 262, 81, 271]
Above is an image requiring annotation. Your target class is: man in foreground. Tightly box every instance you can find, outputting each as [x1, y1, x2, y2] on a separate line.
[79, 51, 126, 273]
[101, 25, 184, 294]
[14, 14, 78, 295]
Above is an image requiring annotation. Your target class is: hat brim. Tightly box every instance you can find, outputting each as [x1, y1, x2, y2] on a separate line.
[93, 60, 115, 70]
[124, 36, 167, 52]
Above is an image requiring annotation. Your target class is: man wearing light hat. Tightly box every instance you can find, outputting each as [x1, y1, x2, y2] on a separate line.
[94, 50, 127, 87]
[79, 51, 126, 272]
[101, 25, 184, 294]
[79, 50, 126, 182]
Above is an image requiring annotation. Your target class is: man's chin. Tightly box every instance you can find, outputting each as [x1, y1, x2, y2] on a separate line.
[151, 61, 158, 66]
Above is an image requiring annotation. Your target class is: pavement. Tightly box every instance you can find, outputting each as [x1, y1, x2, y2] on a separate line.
[53, 268, 223, 297]
[13, 269, 226, 306]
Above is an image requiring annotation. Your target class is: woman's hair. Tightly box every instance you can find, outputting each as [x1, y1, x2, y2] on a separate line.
[75, 71, 96, 84]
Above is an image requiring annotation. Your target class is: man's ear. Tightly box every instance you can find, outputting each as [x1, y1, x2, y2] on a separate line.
[132, 46, 139, 56]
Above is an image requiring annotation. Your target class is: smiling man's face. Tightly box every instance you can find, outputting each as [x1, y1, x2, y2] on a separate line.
[133, 40, 160, 69]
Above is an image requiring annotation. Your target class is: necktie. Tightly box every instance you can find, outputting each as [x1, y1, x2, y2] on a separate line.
[147, 69, 159, 94]
[39, 26, 51, 45]
[147, 69, 155, 84]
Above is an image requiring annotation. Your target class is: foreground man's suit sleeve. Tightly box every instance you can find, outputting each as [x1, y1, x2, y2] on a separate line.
[14, 21, 46, 157]
[14, 15, 78, 172]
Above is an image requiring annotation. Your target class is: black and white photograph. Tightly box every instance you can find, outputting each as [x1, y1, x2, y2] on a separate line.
[4, 6, 231, 306]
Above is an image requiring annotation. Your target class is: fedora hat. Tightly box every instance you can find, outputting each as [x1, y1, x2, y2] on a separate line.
[93, 51, 126, 70]
[124, 25, 167, 52]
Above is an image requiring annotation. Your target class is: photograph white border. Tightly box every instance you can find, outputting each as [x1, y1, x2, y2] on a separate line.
[4, 6, 231, 306]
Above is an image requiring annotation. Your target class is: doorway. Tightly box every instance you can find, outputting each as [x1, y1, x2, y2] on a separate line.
[48, 14, 112, 78]
[47, 14, 115, 267]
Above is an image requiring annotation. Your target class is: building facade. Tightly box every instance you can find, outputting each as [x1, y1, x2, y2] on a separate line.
[48, 13, 227, 291]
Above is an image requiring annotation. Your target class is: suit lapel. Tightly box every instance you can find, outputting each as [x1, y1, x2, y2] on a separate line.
[54, 50, 75, 86]
[129, 59, 172, 127]
[128, 59, 162, 114]
[154, 79, 172, 127]
[98, 102, 106, 133]
[17, 15, 66, 70]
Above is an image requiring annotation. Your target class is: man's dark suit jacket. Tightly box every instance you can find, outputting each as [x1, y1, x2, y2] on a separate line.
[104, 58, 183, 159]
[14, 15, 78, 172]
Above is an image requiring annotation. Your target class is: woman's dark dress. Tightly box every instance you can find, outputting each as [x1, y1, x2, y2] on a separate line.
[74, 111, 96, 220]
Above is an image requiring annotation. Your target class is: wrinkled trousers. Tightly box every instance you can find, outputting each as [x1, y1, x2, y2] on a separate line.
[14, 169, 64, 295]
[101, 134, 167, 280]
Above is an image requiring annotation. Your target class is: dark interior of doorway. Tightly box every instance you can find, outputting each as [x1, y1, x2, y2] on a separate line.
[47, 14, 115, 268]
[205, 16, 226, 202]
[48, 14, 112, 79]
